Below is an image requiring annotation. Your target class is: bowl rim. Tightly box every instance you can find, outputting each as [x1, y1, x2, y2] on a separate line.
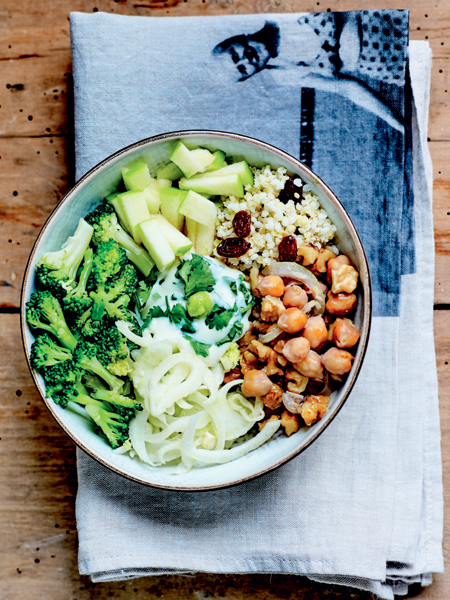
[20, 129, 372, 491]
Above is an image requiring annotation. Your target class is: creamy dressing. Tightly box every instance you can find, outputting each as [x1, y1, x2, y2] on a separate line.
[142, 255, 251, 366]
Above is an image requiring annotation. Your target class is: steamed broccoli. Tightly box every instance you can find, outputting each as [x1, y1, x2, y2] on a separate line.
[26, 290, 78, 351]
[90, 262, 138, 322]
[30, 333, 73, 370]
[73, 339, 124, 391]
[35, 218, 93, 297]
[85, 403, 129, 449]
[63, 248, 94, 318]
[93, 325, 133, 376]
[85, 201, 154, 276]
[41, 359, 83, 405]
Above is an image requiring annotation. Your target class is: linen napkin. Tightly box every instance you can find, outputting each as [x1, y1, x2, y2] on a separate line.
[70, 11, 443, 598]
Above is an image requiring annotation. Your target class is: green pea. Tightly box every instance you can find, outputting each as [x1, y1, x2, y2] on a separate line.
[186, 291, 213, 319]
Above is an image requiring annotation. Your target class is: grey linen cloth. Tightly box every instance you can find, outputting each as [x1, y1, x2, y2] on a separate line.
[70, 11, 443, 598]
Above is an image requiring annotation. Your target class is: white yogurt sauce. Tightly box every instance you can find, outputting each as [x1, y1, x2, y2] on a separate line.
[142, 255, 251, 366]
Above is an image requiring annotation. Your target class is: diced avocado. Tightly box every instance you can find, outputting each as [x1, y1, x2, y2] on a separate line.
[195, 221, 216, 256]
[122, 162, 153, 191]
[205, 150, 226, 172]
[178, 190, 217, 227]
[179, 173, 244, 198]
[193, 161, 253, 187]
[136, 219, 176, 272]
[152, 215, 193, 256]
[160, 187, 187, 231]
[190, 148, 215, 170]
[115, 190, 151, 245]
[142, 188, 161, 214]
[169, 141, 205, 178]
[185, 217, 198, 251]
[156, 161, 183, 181]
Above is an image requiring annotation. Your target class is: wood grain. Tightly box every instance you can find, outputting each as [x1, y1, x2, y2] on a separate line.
[0, 0, 449, 598]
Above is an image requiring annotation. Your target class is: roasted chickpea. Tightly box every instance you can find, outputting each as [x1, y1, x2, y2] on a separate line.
[332, 319, 361, 348]
[282, 285, 308, 309]
[293, 350, 324, 379]
[327, 254, 351, 284]
[257, 275, 285, 297]
[326, 291, 357, 316]
[241, 370, 273, 398]
[302, 315, 328, 350]
[282, 337, 311, 363]
[321, 347, 354, 375]
[277, 307, 308, 334]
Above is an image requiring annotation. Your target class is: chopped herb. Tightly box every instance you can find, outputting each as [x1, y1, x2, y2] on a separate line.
[205, 304, 236, 330]
[136, 268, 159, 305]
[176, 255, 215, 297]
[217, 321, 244, 346]
[184, 336, 211, 357]
[170, 303, 195, 334]
[239, 280, 252, 304]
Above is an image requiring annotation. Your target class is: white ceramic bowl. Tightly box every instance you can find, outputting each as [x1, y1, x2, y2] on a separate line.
[21, 130, 371, 491]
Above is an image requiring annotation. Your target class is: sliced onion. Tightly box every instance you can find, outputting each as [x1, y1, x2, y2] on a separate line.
[282, 392, 304, 414]
[263, 261, 325, 315]
[258, 325, 283, 343]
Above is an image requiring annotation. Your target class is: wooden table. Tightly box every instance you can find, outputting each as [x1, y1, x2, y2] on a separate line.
[1, 1, 449, 598]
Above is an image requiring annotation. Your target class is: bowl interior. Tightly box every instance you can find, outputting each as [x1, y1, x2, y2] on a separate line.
[22, 131, 371, 491]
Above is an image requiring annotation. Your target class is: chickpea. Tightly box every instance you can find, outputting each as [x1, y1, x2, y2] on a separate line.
[327, 254, 351, 284]
[321, 347, 354, 375]
[277, 307, 307, 334]
[257, 275, 285, 297]
[241, 370, 273, 398]
[283, 285, 308, 309]
[303, 315, 328, 350]
[293, 350, 324, 379]
[282, 337, 311, 363]
[326, 291, 357, 316]
[332, 319, 361, 349]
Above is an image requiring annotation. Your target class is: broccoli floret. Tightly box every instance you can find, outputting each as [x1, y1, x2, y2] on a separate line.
[73, 339, 124, 391]
[63, 248, 94, 318]
[91, 239, 128, 284]
[93, 325, 132, 376]
[35, 218, 93, 296]
[85, 201, 154, 276]
[92, 389, 142, 412]
[90, 263, 138, 322]
[85, 403, 129, 449]
[30, 334, 73, 370]
[26, 290, 78, 351]
[41, 359, 82, 405]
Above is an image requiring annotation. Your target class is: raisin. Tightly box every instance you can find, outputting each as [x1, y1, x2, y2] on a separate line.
[217, 237, 251, 257]
[232, 210, 251, 238]
[278, 175, 303, 204]
[278, 235, 297, 262]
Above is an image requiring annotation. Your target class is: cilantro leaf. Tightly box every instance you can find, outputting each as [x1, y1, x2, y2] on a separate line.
[217, 321, 244, 346]
[184, 336, 211, 357]
[176, 255, 215, 297]
[170, 303, 196, 334]
[205, 304, 236, 330]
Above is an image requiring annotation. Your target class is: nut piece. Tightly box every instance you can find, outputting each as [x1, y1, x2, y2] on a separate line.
[260, 383, 283, 410]
[250, 267, 263, 298]
[280, 410, 301, 436]
[241, 370, 273, 397]
[293, 350, 324, 379]
[223, 367, 243, 384]
[302, 315, 328, 350]
[313, 247, 337, 273]
[300, 395, 330, 426]
[331, 264, 359, 294]
[327, 254, 351, 284]
[249, 339, 287, 376]
[321, 347, 354, 375]
[285, 369, 309, 394]
[326, 291, 357, 316]
[258, 414, 280, 432]
[332, 319, 361, 348]
[261, 295, 286, 322]
[297, 244, 320, 266]
[240, 351, 259, 374]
